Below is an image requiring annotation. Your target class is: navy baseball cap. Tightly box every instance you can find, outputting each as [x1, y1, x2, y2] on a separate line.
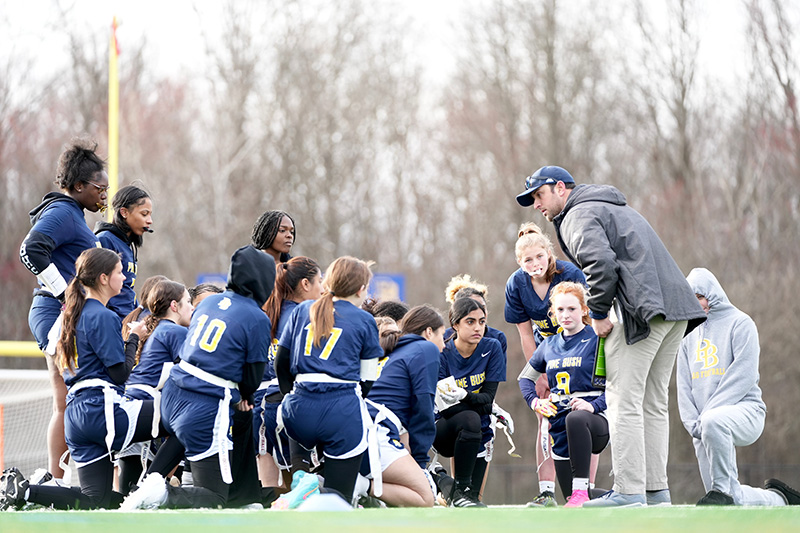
[515, 166, 575, 207]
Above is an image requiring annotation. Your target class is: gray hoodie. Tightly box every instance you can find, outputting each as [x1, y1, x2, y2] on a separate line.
[552, 184, 706, 344]
[677, 268, 765, 439]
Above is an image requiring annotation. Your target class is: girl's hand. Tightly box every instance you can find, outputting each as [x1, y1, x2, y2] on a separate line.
[569, 397, 594, 413]
[234, 399, 253, 412]
[129, 321, 147, 338]
[532, 398, 557, 418]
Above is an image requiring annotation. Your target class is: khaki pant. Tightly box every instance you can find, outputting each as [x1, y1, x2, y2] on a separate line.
[605, 316, 687, 494]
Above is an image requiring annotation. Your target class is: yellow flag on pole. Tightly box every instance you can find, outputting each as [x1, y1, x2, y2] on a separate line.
[108, 17, 120, 222]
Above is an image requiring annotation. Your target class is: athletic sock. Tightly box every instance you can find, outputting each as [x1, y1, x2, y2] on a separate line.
[572, 477, 589, 492]
[539, 481, 556, 494]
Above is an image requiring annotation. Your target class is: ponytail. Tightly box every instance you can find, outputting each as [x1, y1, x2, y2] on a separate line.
[264, 256, 321, 338]
[309, 256, 372, 347]
[135, 280, 185, 363]
[56, 278, 88, 372]
[56, 248, 121, 373]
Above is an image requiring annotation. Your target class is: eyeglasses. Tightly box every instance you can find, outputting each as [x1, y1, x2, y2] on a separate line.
[86, 181, 110, 194]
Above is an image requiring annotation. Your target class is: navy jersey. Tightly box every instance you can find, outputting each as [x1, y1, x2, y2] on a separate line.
[504, 261, 586, 336]
[20, 194, 100, 289]
[524, 325, 606, 457]
[96, 228, 137, 318]
[127, 319, 187, 388]
[444, 325, 507, 356]
[278, 299, 382, 382]
[171, 291, 270, 401]
[368, 334, 439, 467]
[264, 299, 299, 390]
[439, 336, 506, 393]
[62, 299, 125, 391]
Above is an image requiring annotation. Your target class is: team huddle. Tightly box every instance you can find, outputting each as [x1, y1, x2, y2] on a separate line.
[2, 140, 799, 510]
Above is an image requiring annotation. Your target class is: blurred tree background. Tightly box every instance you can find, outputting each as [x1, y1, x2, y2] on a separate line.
[1, 0, 798, 504]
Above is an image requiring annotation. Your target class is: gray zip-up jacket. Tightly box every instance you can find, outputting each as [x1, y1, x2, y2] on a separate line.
[677, 268, 765, 439]
[552, 184, 706, 344]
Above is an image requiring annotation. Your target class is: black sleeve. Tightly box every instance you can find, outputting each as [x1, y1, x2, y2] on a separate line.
[275, 345, 294, 395]
[360, 380, 374, 398]
[19, 230, 57, 275]
[462, 381, 499, 415]
[107, 334, 139, 385]
[239, 361, 265, 405]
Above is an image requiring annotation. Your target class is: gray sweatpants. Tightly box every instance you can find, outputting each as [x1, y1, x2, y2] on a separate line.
[693, 403, 784, 505]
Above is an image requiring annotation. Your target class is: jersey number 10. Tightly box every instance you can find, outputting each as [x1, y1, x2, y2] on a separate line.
[189, 314, 228, 353]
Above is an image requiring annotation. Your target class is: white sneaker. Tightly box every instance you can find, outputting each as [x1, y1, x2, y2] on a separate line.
[120, 474, 168, 511]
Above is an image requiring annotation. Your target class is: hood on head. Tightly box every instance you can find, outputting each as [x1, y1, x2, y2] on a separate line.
[686, 267, 730, 312]
[226, 245, 275, 307]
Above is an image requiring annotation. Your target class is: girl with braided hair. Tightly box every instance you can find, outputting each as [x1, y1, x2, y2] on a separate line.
[251, 210, 295, 264]
[117, 280, 193, 494]
[18, 137, 109, 481]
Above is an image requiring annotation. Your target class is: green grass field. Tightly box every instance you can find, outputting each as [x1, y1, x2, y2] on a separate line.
[2, 506, 800, 533]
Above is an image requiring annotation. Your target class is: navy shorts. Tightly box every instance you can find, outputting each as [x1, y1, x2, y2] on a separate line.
[280, 384, 366, 459]
[28, 295, 62, 350]
[161, 379, 232, 460]
[65, 388, 143, 465]
[252, 388, 267, 451]
[261, 400, 291, 467]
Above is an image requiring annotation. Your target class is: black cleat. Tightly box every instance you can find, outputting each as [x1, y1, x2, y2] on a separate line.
[0, 468, 29, 511]
[450, 486, 486, 508]
[697, 489, 734, 506]
[765, 478, 800, 505]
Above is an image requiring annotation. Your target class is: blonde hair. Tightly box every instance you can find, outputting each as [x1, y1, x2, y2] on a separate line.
[515, 233, 560, 284]
[444, 274, 488, 304]
[517, 221, 544, 238]
[549, 281, 591, 326]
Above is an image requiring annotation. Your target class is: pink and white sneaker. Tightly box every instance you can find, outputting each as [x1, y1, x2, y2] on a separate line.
[565, 489, 590, 508]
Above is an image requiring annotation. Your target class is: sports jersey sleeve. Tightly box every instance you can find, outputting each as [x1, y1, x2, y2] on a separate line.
[485, 340, 506, 382]
[504, 270, 530, 324]
[246, 314, 271, 364]
[438, 351, 450, 381]
[557, 260, 587, 285]
[20, 206, 77, 274]
[359, 316, 383, 361]
[86, 310, 125, 369]
[166, 325, 188, 363]
[277, 307, 297, 351]
[588, 392, 606, 414]
[19, 230, 58, 275]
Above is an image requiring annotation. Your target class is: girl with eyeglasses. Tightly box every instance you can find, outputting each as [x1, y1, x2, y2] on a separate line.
[18, 137, 109, 483]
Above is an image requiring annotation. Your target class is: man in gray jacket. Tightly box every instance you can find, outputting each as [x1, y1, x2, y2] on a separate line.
[678, 267, 799, 506]
[516, 166, 706, 507]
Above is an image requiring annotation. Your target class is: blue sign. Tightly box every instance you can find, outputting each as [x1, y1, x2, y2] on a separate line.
[369, 273, 406, 302]
[196, 272, 227, 286]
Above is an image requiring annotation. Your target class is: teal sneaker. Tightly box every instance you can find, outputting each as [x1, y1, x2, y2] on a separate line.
[271, 472, 320, 510]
